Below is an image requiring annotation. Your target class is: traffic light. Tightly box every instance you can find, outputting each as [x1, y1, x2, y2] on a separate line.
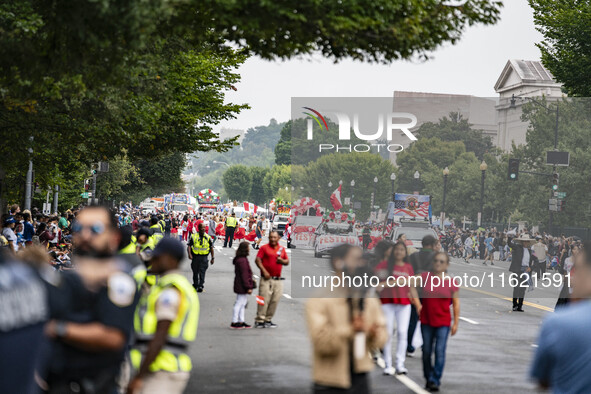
[552, 172, 559, 191]
[508, 158, 520, 180]
[84, 179, 90, 190]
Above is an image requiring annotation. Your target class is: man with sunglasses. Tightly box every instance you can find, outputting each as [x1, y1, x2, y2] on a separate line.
[43, 206, 139, 394]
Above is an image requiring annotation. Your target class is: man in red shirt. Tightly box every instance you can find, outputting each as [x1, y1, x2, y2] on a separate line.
[254, 231, 289, 328]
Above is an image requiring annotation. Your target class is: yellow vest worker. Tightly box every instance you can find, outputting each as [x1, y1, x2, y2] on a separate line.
[129, 237, 199, 394]
[187, 230, 214, 292]
[150, 224, 164, 245]
[225, 216, 237, 228]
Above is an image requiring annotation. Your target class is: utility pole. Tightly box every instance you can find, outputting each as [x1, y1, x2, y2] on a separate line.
[24, 137, 34, 211]
[52, 185, 59, 214]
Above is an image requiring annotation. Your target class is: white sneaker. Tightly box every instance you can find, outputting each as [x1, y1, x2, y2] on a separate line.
[375, 356, 386, 369]
[396, 366, 408, 375]
[383, 367, 395, 376]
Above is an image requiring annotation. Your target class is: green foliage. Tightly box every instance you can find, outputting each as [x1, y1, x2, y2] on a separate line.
[276, 118, 366, 165]
[206, 0, 503, 63]
[297, 153, 396, 220]
[248, 167, 270, 205]
[222, 165, 253, 202]
[530, 0, 591, 96]
[416, 112, 495, 159]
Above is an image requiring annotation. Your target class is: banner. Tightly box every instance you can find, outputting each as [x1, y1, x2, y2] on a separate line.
[391, 193, 431, 218]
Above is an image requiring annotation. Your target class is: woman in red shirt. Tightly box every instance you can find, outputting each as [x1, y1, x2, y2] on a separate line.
[375, 241, 421, 376]
[419, 251, 460, 392]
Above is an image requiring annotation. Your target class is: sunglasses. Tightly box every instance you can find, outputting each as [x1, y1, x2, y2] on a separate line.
[72, 222, 106, 235]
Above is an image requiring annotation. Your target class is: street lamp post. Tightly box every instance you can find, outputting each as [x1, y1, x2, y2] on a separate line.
[350, 180, 355, 212]
[413, 171, 420, 194]
[478, 160, 487, 227]
[390, 173, 396, 202]
[372, 177, 378, 218]
[441, 167, 449, 227]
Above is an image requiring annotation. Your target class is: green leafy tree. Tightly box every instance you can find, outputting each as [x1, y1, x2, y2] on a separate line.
[222, 165, 253, 202]
[530, 0, 591, 96]
[417, 112, 494, 159]
[248, 167, 270, 205]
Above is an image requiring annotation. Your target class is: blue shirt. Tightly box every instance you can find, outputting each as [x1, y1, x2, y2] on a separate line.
[23, 221, 34, 242]
[530, 301, 591, 393]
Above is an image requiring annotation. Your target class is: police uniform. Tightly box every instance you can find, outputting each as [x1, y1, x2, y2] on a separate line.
[45, 262, 138, 393]
[150, 224, 164, 245]
[0, 259, 49, 394]
[188, 233, 212, 291]
[131, 270, 199, 393]
[223, 216, 238, 248]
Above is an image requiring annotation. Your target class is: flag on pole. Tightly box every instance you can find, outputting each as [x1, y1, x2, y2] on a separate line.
[330, 184, 343, 210]
[255, 295, 265, 305]
[243, 202, 258, 213]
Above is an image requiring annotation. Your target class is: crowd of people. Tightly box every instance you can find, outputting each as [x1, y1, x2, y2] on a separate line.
[2, 200, 590, 393]
[0, 202, 282, 394]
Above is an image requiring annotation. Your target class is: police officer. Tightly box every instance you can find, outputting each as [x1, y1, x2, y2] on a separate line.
[136, 228, 156, 265]
[223, 212, 238, 248]
[119, 225, 142, 267]
[44, 206, 139, 394]
[149, 216, 164, 245]
[128, 237, 199, 394]
[187, 223, 214, 292]
[0, 248, 49, 393]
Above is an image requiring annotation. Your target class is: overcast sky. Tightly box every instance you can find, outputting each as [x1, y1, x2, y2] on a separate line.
[218, 0, 542, 132]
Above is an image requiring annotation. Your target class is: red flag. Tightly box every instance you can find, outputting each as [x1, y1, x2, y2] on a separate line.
[330, 184, 343, 210]
[255, 295, 265, 305]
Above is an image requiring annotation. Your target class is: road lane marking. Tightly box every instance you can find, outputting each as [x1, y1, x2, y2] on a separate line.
[531, 344, 539, 348]
[253, 274, 260, 279]
[395, 374, 430, 394]
[459, 317, 480, 325]
[461, 287, 555, 312]
[283, 293, 292, 299]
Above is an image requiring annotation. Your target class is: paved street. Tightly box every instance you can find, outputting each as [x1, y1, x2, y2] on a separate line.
[177, 239, 556, 393]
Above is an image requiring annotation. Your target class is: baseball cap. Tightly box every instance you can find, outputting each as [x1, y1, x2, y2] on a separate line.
[151, 237, 185, 262]
[4, 218, 16, 225]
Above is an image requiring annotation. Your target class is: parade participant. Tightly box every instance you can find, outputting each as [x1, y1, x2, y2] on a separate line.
[231, 242, 255, 329]
[254, 216, 264, 249]
[419, 251, 459, 392]
[44, 206, 139, 394]
[254, 231, 288, 328]
[508, 234, 536, 312]
[306, 244, 387, 393]
[128, 237, 199, 394]
[187, 223, 214, 292]
[207, 215, 217, 245]
[362, 226, 372, 251]
[223, 212, 238, 248]
[181, 215, 189, 242]
[375, 241, 421, 376]
[555, 244, 578, 308]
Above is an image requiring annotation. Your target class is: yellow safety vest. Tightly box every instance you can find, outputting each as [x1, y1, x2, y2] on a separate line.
[150, 224, 164, 245]
[132, 266, 157, 289]
[139, 236, 156, 253]
[119, 236, 137, 255]
[131, 273, 199, 373]
[190, 233, 211, 256]
[226, 217, 237, 227]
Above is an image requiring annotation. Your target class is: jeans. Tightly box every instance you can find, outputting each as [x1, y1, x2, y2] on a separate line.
[191, 255, 209, 289]
[407, 304, 419, 353]
[382, 303, 411, 369]
[421, 325, 450, 387]
[498, 246, 505, 261]
[233, 294, 248, 323]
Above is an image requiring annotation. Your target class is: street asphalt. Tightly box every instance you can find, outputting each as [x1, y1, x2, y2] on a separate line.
[175, 238, 557, 394]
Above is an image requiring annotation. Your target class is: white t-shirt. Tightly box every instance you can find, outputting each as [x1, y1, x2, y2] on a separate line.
[522, 248, 530, 267]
